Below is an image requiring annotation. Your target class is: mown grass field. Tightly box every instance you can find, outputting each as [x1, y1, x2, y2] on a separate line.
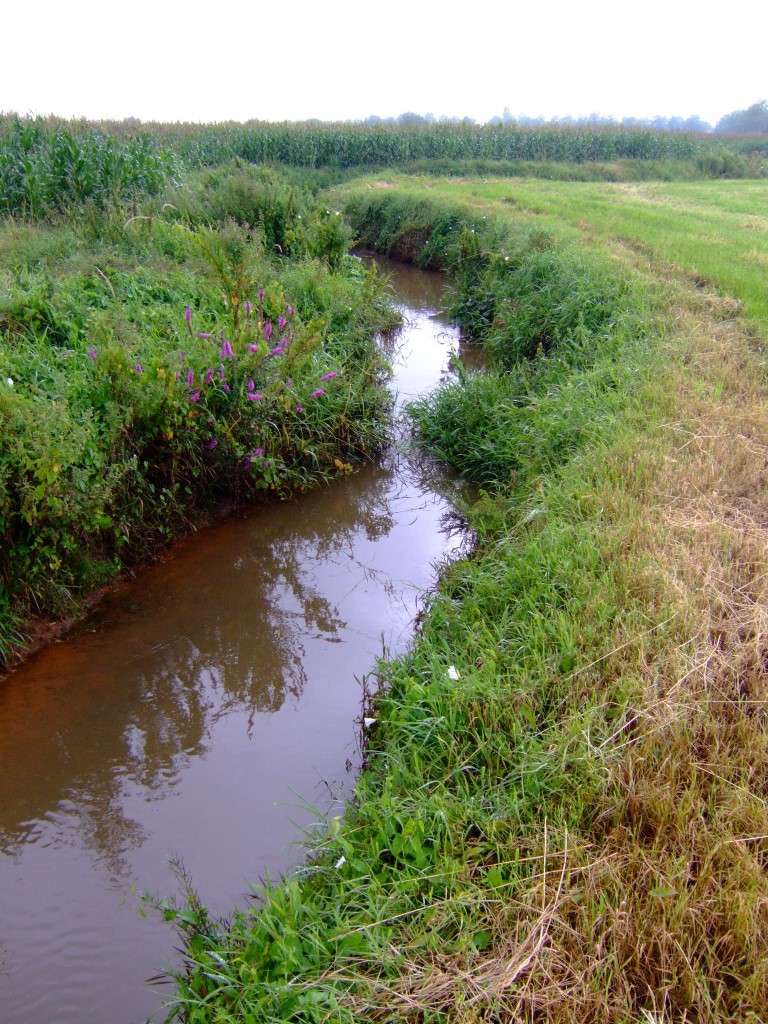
[344, 175, 768, 327]
[159, 175, 768, 1023]
[452, 177, 768, 326]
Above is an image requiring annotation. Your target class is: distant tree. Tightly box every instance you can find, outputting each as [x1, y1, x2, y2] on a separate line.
[585, 112, 617, 126]
[715, 100, 768, 133]
[397, 112, 427, 126]
[681, 115, 711, 132]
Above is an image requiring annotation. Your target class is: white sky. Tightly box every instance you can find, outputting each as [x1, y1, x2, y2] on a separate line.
[2, 1, 765, 127]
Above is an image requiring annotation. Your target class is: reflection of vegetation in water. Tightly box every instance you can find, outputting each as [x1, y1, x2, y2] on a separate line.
[0, 448, 404, 869]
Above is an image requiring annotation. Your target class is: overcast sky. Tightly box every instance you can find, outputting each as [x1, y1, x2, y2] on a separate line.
[2, 1, 764, 127]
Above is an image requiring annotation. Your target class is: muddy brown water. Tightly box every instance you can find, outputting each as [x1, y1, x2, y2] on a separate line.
[0, 259, 478, 1024]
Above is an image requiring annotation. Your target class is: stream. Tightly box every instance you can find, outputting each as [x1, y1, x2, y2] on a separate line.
[0, 258, 475, 1023]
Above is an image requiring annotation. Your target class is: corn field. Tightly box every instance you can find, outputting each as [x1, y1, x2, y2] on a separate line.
[0, 117, 178, 217]
[154, 121, 768, 168]
[1, 115, 765, 218]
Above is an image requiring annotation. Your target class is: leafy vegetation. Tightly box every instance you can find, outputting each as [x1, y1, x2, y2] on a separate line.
[0, 165, 397, 667]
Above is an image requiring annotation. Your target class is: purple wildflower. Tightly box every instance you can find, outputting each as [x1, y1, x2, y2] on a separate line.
[185, 306, 192, 323]
[245, 301, 252, 315]
[204, 367, 214, 385]
[310, 388, 325, 398]
[264, 322, 273, 343]
[242, 446, 263, 471]
[222, 384, 231, 393]
[319, 372, 338, 381]
[247, 380, 255, 391]
[295, 405, 303, 414]
[205, 438, 218, 449]
[220, 338, 234, 360]
[248, 343, 259, 352]
[218, 365, 226, 380]
[247, 391, 264, 401]
[190, 390, 200, 403]
[286, 379, 293, 387]
[187, 370, 195, 388]
[258, 289, 265, 300]
[287, 306, 295, 316]
[135, 363, 143, 374]
[278, 315, 287, 330]
[88, 345, 97, 362]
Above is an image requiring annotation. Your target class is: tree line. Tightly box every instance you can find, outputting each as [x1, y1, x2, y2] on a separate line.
[359, 102, 768, 135]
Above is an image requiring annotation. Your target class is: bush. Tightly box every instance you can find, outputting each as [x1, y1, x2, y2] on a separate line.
[697, 147, 749, 178]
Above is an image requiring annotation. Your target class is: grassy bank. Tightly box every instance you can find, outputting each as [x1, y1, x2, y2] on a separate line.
[158, 180, 768, 1022]
[0, 164, 398, 669]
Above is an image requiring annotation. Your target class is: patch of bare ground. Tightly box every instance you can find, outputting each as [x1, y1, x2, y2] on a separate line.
[740, 215, 768, 232]
[339, 277, 768, 1020]
[613, 184, 695, 211]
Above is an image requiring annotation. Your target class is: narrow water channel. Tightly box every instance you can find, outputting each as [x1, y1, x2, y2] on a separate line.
[0, 259, 472, 1024]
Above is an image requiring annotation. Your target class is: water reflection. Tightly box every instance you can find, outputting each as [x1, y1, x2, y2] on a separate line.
[0, 450, 448, 862]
